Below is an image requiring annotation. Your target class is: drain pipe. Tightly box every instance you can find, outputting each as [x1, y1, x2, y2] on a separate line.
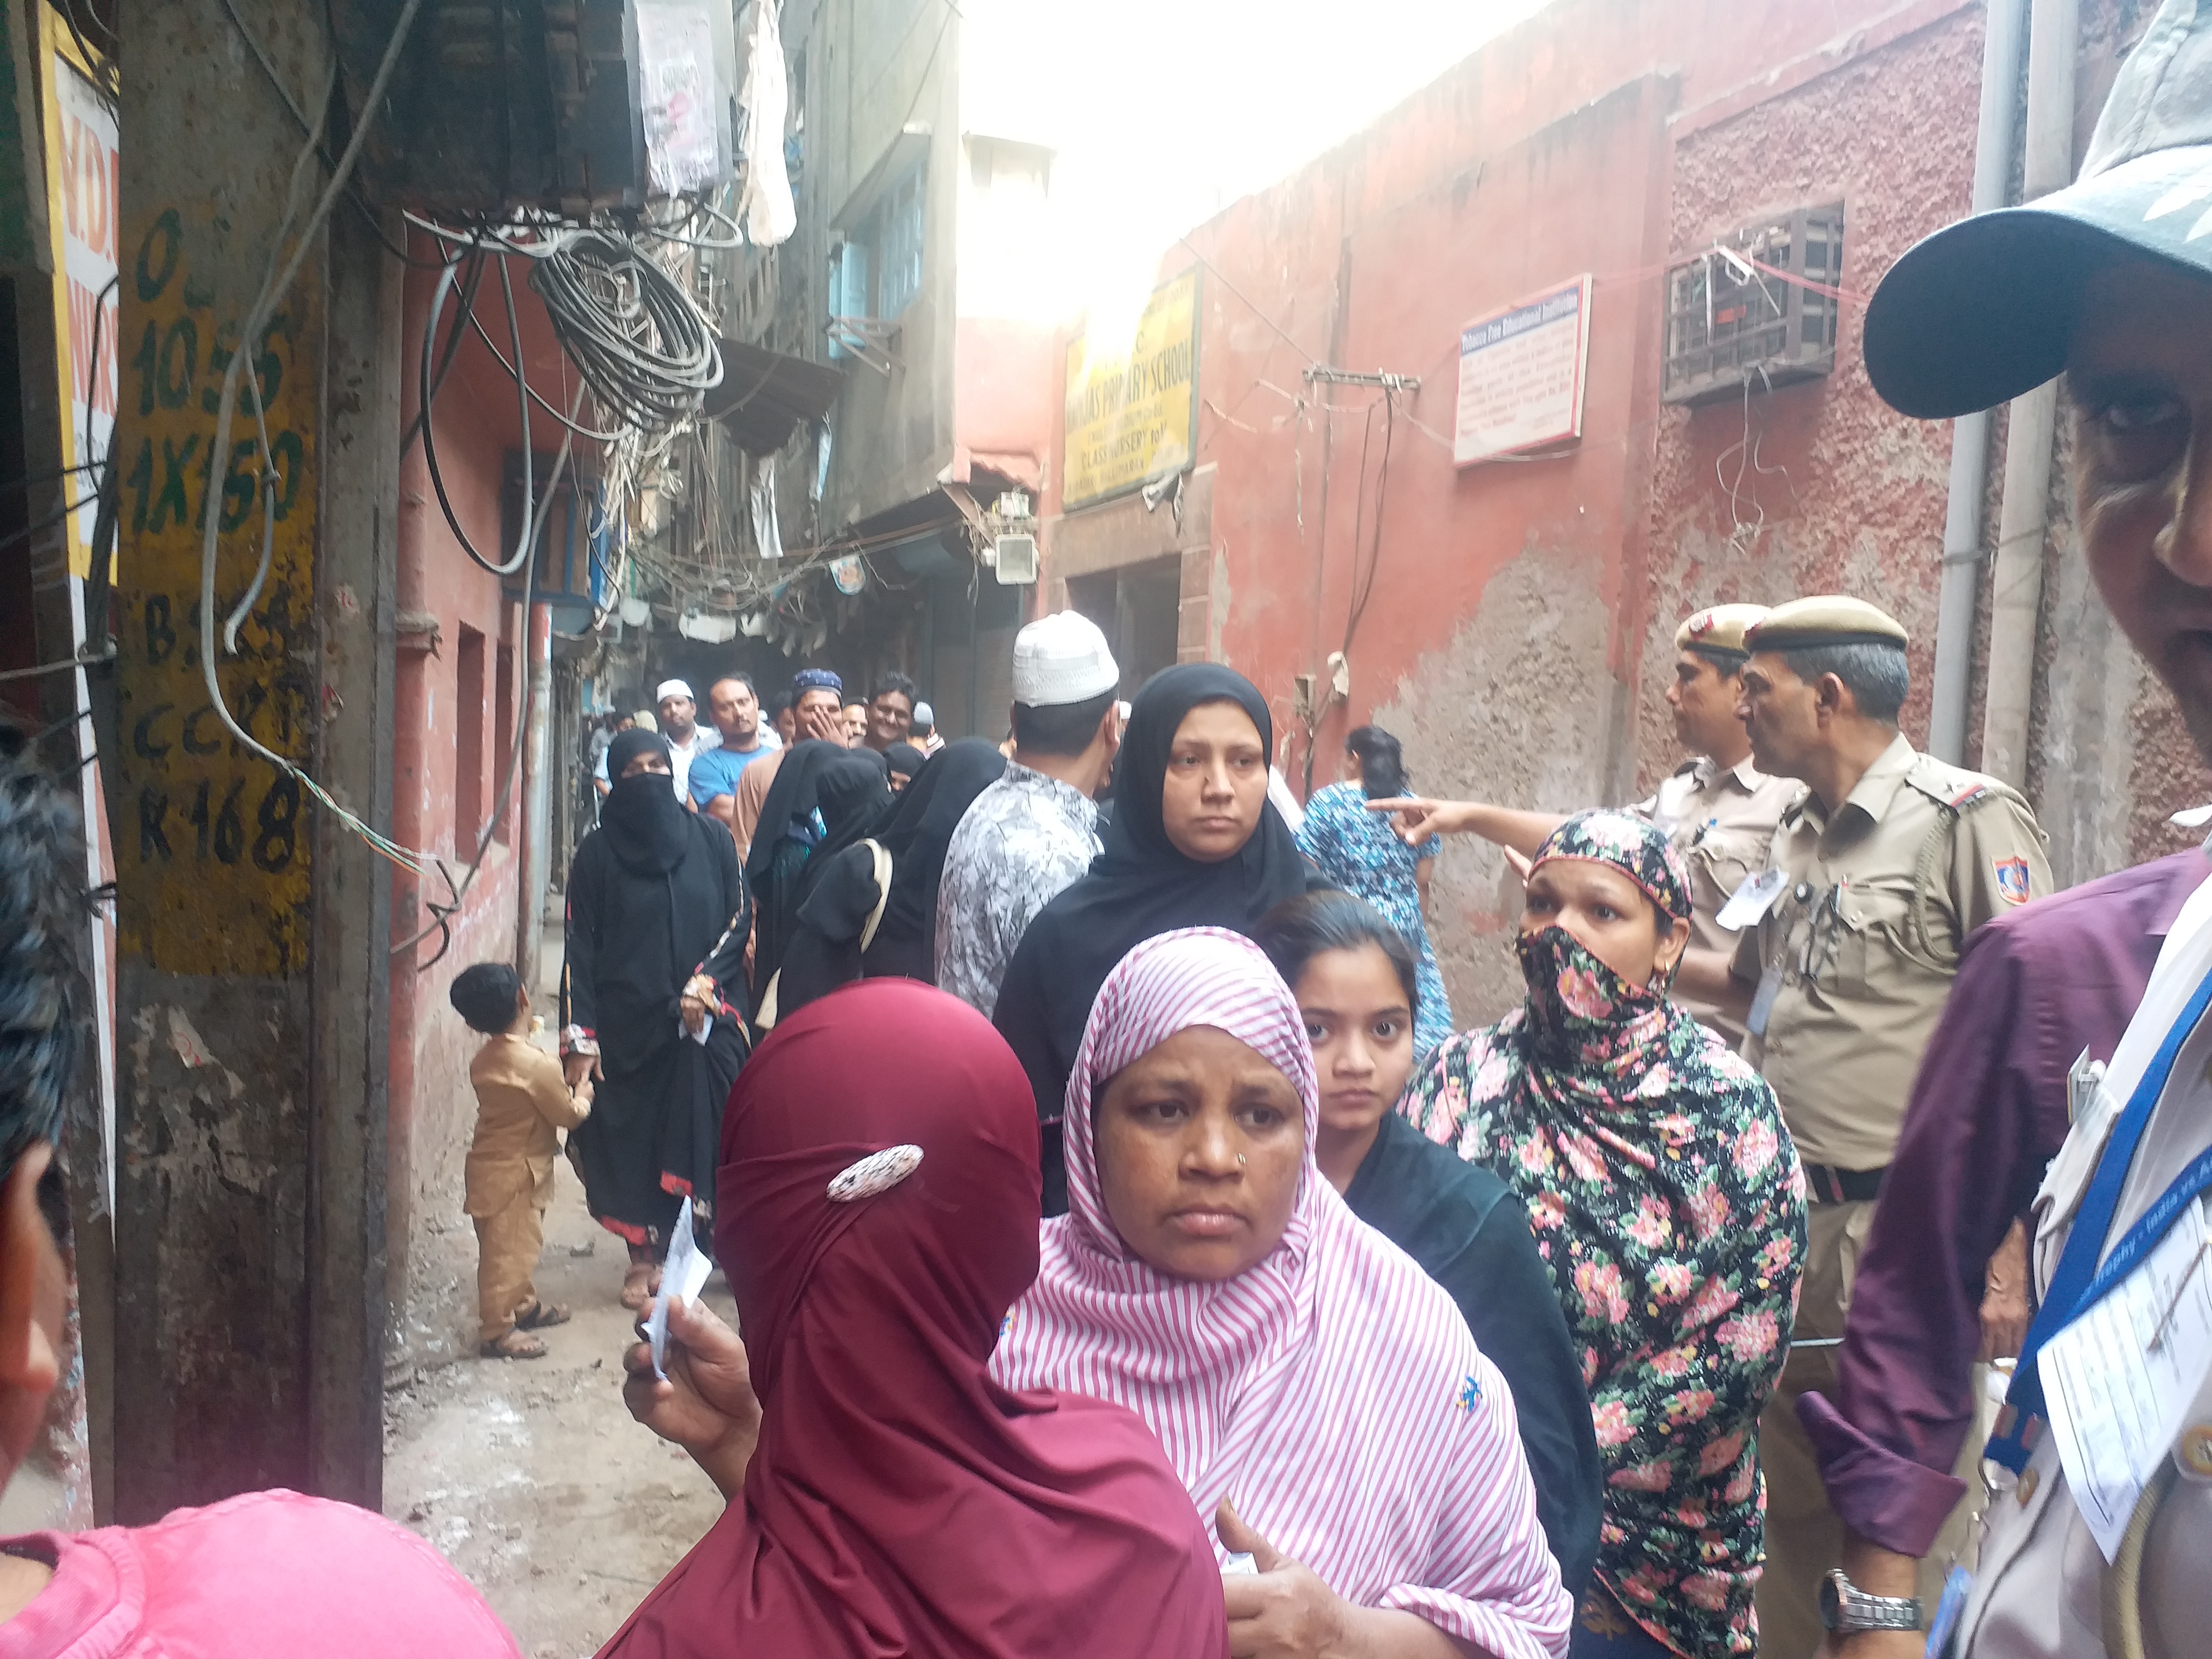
[516, 602, 553, 989]
[1980, 0, 2078, 786]
[1928, 0, 2030, 763]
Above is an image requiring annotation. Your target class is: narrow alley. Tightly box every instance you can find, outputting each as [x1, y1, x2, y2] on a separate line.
[4, 1, 2211, 1659]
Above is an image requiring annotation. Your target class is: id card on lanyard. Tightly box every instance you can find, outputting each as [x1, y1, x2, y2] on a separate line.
[1988, 961, 2212, 1475]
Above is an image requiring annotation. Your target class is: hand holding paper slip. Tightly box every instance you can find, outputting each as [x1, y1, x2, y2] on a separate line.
[646, 1196, 720, 1381]
[2040, 1194, 2212, 1561]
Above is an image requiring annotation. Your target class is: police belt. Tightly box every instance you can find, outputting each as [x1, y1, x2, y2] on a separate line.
[1802, 1162, 1886, 1204]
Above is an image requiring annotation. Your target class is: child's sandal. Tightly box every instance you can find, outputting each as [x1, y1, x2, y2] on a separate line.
[480, 1329, 547, 1359]
[515, 1298, 571, 1331]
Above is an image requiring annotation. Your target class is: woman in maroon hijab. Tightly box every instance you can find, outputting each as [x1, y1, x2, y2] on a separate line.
[598, 978, 1231, 1659]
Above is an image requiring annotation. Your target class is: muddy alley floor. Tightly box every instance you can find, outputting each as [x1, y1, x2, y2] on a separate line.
[383, 1176, 736, 1658]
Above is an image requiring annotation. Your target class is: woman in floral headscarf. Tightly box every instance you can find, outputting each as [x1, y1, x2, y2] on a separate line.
[1402, 810, 1805, 1659]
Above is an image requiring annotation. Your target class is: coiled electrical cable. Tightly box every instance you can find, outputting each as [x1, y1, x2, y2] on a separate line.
[528, 229, 722, 436]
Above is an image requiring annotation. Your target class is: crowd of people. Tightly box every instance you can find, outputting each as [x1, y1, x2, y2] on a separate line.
[3, 7, 2212, 1656]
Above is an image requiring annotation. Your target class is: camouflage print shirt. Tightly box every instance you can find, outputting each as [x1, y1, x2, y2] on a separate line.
[935, 763, 1102, 1021]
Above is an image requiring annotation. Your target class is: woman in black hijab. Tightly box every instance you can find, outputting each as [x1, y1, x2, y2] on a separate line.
[747, 746, 890, 1020]
[992, 664, 1308, 1211]
[776, 739, 1008, 1015]
[561, 728, 750, 1308]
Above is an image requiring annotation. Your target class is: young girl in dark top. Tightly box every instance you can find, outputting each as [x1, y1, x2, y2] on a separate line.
[1256, 889, 1603, 1602]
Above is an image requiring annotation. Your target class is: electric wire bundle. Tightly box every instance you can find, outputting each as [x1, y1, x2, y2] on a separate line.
[529, 230, 723, 438]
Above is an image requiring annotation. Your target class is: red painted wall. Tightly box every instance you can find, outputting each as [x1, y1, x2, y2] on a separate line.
[1048, 0, 1996, 1021]
[385, 237, 572, 1365]
[955, 314, 1055, 487]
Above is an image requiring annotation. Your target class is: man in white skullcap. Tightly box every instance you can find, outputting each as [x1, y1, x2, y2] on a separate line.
[935, 612, 1122, 1018]
[597, 678, 720, 803]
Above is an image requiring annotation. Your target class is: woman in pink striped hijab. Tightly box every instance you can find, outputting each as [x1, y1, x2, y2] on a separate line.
[992, 928, 1573, 1659]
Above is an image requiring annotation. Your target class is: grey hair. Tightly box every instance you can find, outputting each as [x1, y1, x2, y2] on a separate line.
[1779, 642, 1909, 724]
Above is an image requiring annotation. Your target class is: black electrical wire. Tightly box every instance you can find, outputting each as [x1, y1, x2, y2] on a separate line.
[1342, 388, 1396, 658]
[393, 402, 553, 969]
[528, 230, 721, 436]
[0, 495, 100, 557]
[417, 252, 537, 578]
[81, 274, 121, 630]
[462, 306, 625, 441]
[399, 242, 487, 458]
[0, 462, 98, 494]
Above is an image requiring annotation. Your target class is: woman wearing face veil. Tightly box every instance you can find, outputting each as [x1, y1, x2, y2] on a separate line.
[561, 729, 751, 1308]
[775, 740, 1008, 1016]
[993, 664, 1308, 1212]
[745, 744, 889, 1017]
[1402, 812, 1806, 1659]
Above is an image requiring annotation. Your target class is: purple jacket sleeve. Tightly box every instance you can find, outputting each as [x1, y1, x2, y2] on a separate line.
[1798, 853, 2195, 1556]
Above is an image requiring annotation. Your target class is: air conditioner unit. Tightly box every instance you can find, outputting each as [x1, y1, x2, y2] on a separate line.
[991, 532, 1038, 585]
[1662, 204, 1844, 406]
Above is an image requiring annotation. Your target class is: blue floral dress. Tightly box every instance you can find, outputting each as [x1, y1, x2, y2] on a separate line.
[1295, 781, 1453, 1056]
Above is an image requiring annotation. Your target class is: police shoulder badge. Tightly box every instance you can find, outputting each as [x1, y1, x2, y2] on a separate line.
[1994, 855, 2032, 905]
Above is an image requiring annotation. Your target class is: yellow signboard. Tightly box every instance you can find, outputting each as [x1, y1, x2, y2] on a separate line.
[1062, 270, 1200, 509]
[39, 15, 118, 580]
[112, 155, 319, 976]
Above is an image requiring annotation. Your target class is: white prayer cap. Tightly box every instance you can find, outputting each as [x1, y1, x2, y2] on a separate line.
[1012, 612, 1118, 708]
[656, 678, 695, 704]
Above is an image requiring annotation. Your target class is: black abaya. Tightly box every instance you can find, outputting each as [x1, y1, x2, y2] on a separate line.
[777, 740, 1008, 1014]
[562, 748, 751, 1251]
[1342, 1112, 1604, 1600]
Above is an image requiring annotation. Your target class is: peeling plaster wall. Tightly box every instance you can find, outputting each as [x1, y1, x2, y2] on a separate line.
[1373, 547, 1623, 1023]
[387, 255, 534, 1373]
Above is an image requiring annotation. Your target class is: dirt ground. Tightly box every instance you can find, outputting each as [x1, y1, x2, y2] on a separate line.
[382, 1177, 738, 1658]
[384, 918, 734, 1657]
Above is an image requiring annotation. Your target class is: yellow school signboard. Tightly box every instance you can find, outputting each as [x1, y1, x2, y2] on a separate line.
[1062, 270, 1200, 509]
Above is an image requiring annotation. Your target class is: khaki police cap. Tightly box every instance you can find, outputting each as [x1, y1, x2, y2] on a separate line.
[1674, 603, 1770, 657]
[1745, 595, 1909, 652]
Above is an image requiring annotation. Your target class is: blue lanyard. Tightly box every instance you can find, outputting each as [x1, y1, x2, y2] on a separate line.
[1989, 962, 2212, 1473]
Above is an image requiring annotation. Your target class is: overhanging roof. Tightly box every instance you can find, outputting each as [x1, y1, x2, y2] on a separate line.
[705, 339, 843, 456]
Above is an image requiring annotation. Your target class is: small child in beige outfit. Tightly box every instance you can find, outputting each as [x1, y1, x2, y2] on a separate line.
[449, 962, 591, 1358]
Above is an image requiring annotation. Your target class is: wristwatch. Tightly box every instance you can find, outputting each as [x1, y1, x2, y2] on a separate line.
[1820, 1569, 1922, 1635]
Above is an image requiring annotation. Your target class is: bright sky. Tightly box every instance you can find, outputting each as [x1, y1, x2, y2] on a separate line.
[960, 0, 1551, 335]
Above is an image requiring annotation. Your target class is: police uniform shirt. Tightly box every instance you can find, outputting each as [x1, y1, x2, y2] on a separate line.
[1729, 733, 2050, 1172]
[1637, 755, 1804, 956]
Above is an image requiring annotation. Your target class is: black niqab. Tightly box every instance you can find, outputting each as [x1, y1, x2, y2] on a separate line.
[797, 752, 895, 903]
[786, 739, 1009, 1002]
[874, 739, 1007, 947]
[992, 663, 1308, 1128]
[600, 730, 690, 875]
[743, 740, 845, 888]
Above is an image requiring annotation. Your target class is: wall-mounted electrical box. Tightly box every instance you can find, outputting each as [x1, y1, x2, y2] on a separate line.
[337, 0, 737, 215]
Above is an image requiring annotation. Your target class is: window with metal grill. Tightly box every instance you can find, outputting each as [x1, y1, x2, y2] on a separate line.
[875, 164, 926, 319]
[1663, 204, 1843, 405]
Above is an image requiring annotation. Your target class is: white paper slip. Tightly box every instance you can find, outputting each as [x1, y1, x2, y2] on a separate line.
[646, 1196, 719, 1381]
[1716, 868, 1787, 931]
[2041, 1194, 2212, 1562]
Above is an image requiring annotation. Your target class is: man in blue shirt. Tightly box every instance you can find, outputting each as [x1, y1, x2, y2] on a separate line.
[688, 673, 781, 838]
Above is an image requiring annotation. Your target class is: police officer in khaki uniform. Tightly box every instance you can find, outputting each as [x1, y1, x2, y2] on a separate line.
[1374, 602, 1798, 1036]
[1677, 595, 2052, 1659]
[1637, 604, 1806, 1038]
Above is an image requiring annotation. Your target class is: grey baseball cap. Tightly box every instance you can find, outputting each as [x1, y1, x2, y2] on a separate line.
[1866, 0, 2212, 418]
